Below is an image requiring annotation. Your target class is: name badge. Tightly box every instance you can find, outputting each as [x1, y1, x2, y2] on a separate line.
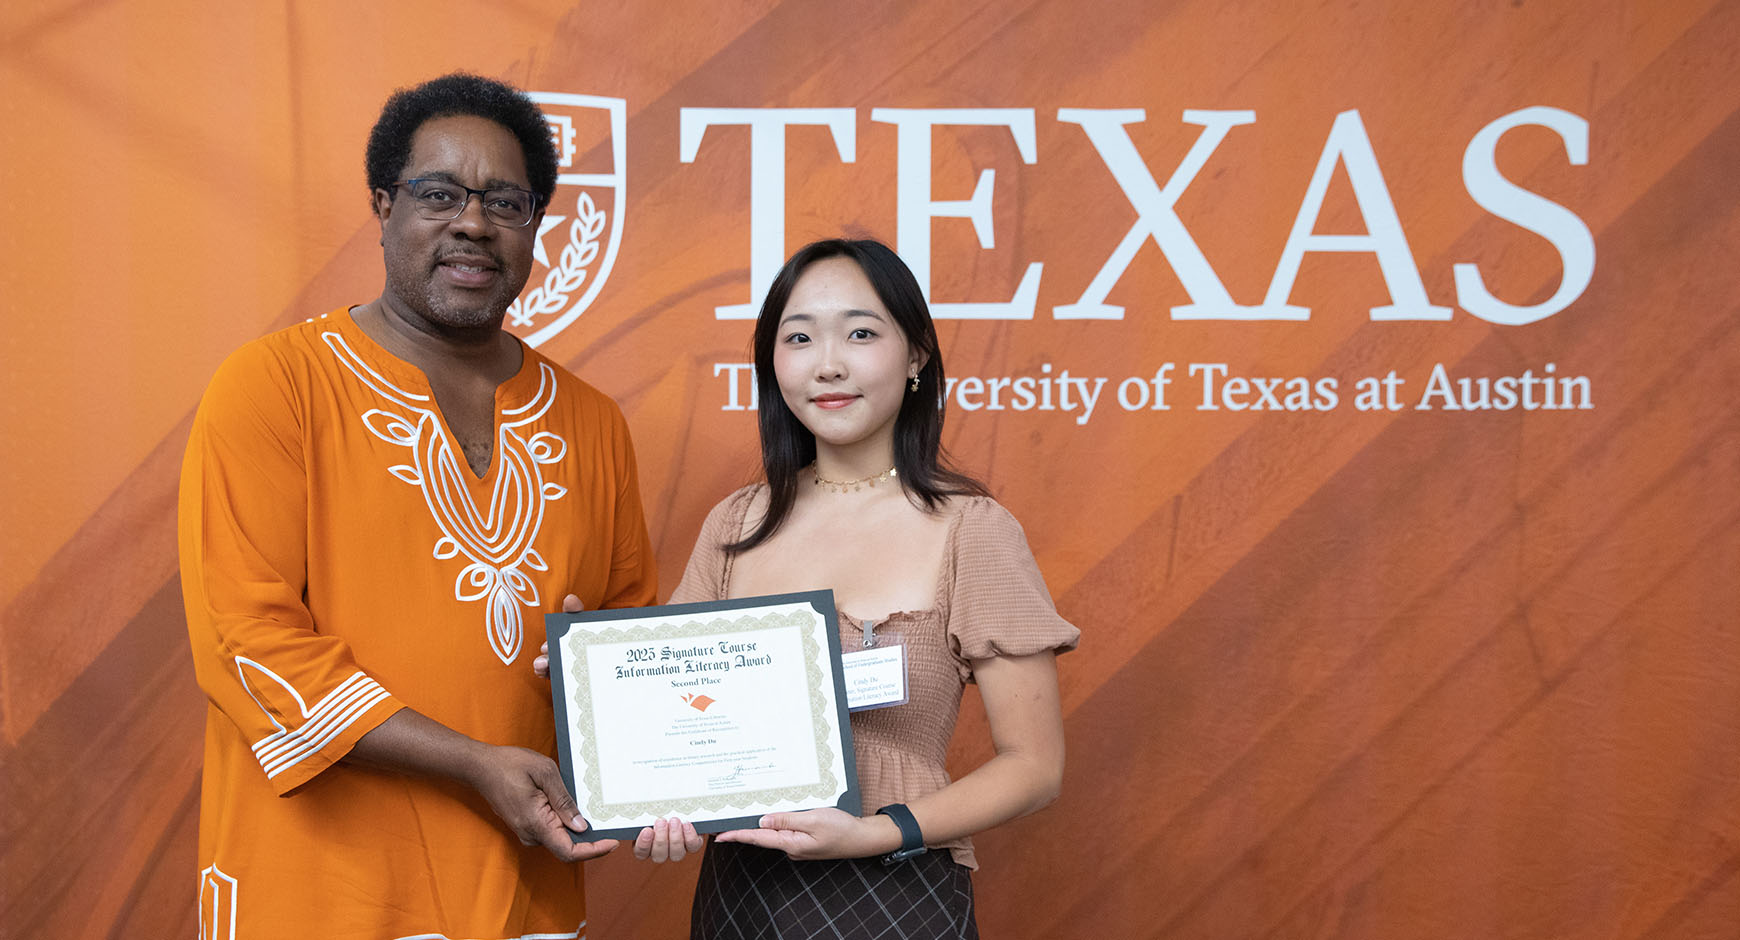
[842, 644, 908, 712]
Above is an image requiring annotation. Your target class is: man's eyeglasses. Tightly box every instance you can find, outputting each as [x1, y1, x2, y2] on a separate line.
[391, 178, 541, 228]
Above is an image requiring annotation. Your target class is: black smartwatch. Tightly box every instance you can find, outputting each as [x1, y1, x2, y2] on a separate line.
[876, 803, 927, 865]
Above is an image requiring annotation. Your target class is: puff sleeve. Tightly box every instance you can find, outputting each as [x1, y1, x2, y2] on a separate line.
[942, 498, 1080, 679]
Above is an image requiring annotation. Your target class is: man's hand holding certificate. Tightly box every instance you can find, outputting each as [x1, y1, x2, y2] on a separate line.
[545, 591, 859, 841]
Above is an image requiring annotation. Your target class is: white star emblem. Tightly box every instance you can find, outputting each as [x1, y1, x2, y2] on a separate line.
[532, 213, 567, 268]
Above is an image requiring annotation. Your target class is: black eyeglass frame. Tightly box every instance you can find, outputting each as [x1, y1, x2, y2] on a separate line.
[389, 178, 544, 228]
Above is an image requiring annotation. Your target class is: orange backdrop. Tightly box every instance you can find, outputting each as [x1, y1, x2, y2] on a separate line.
[4, 1, 1738, 937]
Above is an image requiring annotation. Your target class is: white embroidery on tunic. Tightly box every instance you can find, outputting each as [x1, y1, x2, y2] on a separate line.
[323, 331, 568, 665]
[198, 865, 238, 940]
[237, 658, 389, 778]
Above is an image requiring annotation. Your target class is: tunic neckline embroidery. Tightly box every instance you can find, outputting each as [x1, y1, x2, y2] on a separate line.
[322, 326, 569, 666]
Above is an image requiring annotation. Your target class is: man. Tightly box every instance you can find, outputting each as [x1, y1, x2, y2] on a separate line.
[179, 73, 655, 939]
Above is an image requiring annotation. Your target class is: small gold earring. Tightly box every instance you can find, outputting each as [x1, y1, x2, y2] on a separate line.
[908, 374, 920, 392]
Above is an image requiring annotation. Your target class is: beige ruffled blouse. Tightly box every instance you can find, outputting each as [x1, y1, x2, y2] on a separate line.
[670, 486, 1080, 869]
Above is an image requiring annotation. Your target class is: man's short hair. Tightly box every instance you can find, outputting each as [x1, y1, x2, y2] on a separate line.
[365, 73, 559, 206]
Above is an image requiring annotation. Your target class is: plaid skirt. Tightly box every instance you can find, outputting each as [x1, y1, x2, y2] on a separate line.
[690, 841, 979, 939]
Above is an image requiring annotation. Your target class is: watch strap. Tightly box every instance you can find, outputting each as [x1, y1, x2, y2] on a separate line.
[876, 803, 927, 864]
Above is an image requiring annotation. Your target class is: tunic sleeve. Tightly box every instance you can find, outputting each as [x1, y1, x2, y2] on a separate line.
[943, 498, 1081, 678]
[668, 486, 757, 604]
[178, 341, 403, 796]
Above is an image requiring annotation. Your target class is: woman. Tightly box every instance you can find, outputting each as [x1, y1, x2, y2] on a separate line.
[648, 238, 1080, 939]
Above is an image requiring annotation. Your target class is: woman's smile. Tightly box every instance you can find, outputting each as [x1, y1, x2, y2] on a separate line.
[811, 393, 861, 410]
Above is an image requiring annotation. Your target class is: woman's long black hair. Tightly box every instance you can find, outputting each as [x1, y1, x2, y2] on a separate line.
[725, 238, 989, 554]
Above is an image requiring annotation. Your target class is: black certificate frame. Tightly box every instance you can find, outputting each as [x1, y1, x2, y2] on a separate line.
[544, 590, 860, 842]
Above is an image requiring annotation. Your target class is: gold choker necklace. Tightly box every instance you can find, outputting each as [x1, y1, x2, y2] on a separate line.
[811, 464, 897, 493]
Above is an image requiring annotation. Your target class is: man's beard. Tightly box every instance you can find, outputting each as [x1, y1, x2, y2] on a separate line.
[422, 279, 519, 329]
[385, 256, 526, 333]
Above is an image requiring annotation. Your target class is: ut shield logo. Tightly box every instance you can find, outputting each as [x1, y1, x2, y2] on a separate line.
[507, 92, 627, 348]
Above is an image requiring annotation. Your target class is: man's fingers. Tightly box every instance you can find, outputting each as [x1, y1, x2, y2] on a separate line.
[534, 816, 606, 862]
[571, 837, 619, 862]
[473, 747, 609, 862]
[522, 758, 589, 861]
[529, 760, 583, 831]
[562, 593, 584, 613]
[529, 813, 575, 859]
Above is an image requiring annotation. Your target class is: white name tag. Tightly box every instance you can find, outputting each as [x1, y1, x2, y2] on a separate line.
[842, 645, 908, 712]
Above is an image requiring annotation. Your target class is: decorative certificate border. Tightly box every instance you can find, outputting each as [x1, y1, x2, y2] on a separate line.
[544, 590, 859, 841]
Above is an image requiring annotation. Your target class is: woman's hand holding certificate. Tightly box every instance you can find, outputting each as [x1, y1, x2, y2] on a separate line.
[713, 806, 901, 861]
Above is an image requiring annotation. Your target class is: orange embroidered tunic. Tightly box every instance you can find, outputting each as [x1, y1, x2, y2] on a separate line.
[179, 308, 657, 940]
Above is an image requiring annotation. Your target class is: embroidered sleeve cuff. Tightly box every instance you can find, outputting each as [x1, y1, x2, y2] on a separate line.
[251, 672, 401, 796]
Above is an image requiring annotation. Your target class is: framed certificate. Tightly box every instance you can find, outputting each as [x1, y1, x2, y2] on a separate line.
[544, 591, 860, 841]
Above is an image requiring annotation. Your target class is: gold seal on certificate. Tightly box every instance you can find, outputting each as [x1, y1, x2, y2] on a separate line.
[544, 590, 860, 840]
